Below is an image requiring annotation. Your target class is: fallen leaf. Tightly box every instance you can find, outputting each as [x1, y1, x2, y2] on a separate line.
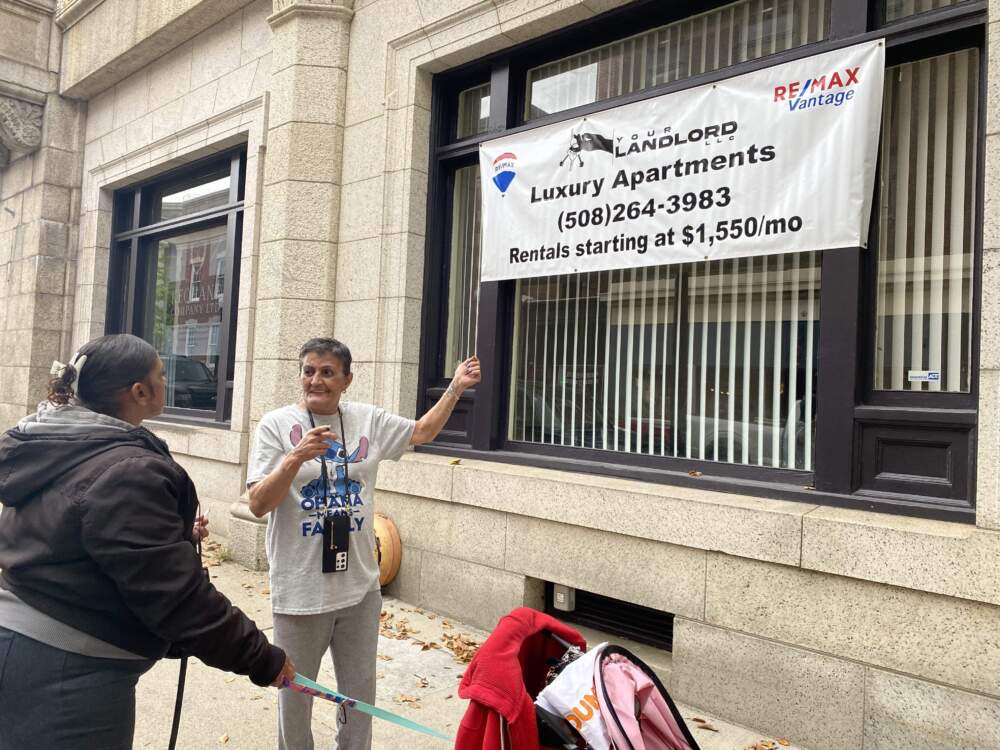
[377, 654, 393, 661]
[224, 676, 236, 684]
[448, 459, 461, 465]
[687, 470, 703, 477]
[416, 676, 429, 688]
[376, 672, 385, 680]
[691, 717, 707, 723]
[445, 694, 453, 700]
[395, 694, 421, 707]
[250, 695, 263, 701]
[695, 723, 718, 732]
[219, 735, 229, 744]
[777, 740, 791, 747]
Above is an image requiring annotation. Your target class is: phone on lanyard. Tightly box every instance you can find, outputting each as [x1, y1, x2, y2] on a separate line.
[309, 410, 350, 574]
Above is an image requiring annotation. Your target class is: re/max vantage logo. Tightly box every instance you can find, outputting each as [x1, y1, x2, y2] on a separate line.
[773, 65, 861, 111]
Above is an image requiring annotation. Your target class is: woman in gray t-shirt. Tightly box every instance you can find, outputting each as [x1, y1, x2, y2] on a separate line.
[247, 337, 480, 750]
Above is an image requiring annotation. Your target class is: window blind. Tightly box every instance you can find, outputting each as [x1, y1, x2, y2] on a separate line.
[508, 253, 820, 470]
[874, 49, 978, 392]
[526, 0, 831, 120]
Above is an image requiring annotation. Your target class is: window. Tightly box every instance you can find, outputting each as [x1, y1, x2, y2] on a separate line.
[423, 2, 984, 519]
[213, 255, 226, 299]
[457, 83, 491, 139]
[189, 260, 203, 301]
[184, 320, 197, 356]
[209, 322, 220, 355]
[108, 150, 245, 423]
[874, 49, 978, 393]
[510, 253, 820, 470]
[883, 0, 968, 23]
[525, 0, 831, 121]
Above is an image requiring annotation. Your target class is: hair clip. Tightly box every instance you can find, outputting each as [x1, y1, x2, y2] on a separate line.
[50, 353, 88, 396]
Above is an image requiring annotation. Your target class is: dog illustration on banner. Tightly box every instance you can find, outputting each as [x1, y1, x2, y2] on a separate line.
[559, 131, 613, 169]
[290, 423, 370, 537]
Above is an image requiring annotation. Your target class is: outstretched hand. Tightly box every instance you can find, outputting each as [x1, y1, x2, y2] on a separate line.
[452, 355, 482, 393]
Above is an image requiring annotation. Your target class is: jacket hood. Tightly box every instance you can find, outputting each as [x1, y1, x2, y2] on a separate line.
[458, 607, 586, 723]
[0, 402, 169, 507]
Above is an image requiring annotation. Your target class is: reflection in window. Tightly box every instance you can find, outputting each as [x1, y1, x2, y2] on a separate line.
[189, 261, 203, 301]
[526, 0, 831, 120]
[457, 83, 491, 139]
[150, 167, 231, 224]
[444, 165, 482, 374]
[884, 0, 964, 22]
[874, 50, 977, 392]
[509, 253, 820, 470]
[213, 255, 226, 298]
[141, 225, 228, 411]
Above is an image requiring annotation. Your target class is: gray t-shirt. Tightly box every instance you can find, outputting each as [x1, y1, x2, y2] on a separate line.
[247, 401, 414, 615]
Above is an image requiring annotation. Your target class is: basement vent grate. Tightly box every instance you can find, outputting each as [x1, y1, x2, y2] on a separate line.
[543, 582, 675, 652]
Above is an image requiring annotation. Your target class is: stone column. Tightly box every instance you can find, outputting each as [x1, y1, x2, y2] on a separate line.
[228, 0, 353, 568]
[0, 88, 85, 430]
[977, 11, 1000, 531]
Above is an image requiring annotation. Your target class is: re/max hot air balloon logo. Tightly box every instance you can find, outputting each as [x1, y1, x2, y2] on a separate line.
[492, 152, 517, 194]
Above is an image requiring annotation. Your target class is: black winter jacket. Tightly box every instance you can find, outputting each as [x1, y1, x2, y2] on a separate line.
[0, 411, 284, 687]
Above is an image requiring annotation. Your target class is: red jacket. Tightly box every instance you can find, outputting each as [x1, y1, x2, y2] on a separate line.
[456, 608, 586, 750]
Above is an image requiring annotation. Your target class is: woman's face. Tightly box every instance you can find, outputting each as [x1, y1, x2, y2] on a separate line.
[119, 356, 168, 426]
[300, 352, 352, 415]
[145, 357, 168, 418]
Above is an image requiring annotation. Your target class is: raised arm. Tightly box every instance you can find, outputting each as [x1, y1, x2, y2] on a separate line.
[411, 356, 482, 445]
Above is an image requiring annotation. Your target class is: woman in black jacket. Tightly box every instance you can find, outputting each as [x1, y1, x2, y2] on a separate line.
[0, 333, 295, 750]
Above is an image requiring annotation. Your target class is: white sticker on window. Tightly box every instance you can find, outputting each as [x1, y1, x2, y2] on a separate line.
[907, 370, 940, 382]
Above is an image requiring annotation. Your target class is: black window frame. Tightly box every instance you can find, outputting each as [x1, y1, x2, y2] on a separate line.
[107, 148, 246, 426]
[419, 0, 986, 522]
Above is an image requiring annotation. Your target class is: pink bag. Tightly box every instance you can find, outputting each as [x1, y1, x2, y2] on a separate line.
[593, 646, 699, 750]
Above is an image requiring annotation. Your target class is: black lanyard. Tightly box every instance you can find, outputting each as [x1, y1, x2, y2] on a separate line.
[307, 408, 349, 504]
[308, 408, 350, 573]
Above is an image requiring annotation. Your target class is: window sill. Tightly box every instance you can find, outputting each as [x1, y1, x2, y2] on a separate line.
[377, 451, 998, 607]
[413, 443, 975, 523]
[144, 419, 247, 464]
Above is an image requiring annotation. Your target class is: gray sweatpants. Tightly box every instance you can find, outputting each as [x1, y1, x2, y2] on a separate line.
[274, 589, 382, 750]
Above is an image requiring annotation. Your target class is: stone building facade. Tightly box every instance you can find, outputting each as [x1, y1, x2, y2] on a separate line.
[1, 1, 999, 748]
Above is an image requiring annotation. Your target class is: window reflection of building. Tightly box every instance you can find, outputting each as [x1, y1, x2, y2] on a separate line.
[158, 226, 227, 381]
[158, 176, 230, 221]
[188, 260, 202, 301]
[110, 152, 243, 422]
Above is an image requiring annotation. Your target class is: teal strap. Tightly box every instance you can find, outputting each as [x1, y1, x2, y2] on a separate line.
[290, 673, 452, 742]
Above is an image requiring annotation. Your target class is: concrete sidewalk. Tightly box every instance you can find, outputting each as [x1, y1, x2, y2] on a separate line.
[134, 555, 807, 750]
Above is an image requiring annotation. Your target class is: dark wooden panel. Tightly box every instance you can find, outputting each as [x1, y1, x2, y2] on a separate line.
[855, 419, 973, 506]
[425, 387, 475, 446]
[878, 439, 950, 481]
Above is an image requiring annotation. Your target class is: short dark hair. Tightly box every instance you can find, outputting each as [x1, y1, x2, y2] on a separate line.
[47, 334, 160, 419]
[299, 337, 352, 375]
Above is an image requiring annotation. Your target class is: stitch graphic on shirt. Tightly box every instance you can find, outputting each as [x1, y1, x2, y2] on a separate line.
[290, 425, 370, 538]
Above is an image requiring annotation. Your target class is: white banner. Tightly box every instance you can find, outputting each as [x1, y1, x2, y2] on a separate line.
[479, 40, 885, 282]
